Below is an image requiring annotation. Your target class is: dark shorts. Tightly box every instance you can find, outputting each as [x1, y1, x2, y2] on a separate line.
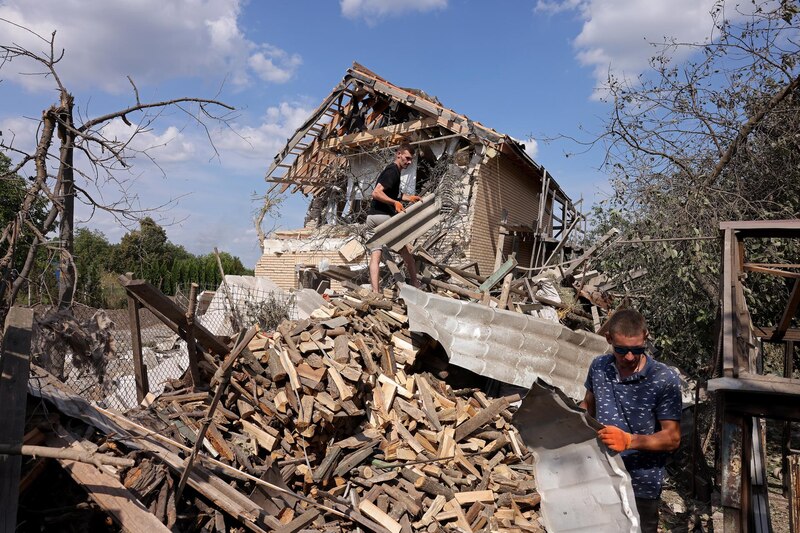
[635, 497, 659, 533]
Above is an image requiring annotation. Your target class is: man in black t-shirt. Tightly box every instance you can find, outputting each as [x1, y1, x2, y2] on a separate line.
[366, 143, 421, 293]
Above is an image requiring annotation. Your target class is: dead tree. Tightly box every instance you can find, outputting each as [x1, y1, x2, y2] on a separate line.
[0, 24, 235, 321]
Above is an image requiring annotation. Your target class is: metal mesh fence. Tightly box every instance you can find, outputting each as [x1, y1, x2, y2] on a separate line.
[53, 282, 295, 412]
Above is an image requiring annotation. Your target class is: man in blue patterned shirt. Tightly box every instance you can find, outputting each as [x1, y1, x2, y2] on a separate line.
[579, 309, 682, 533]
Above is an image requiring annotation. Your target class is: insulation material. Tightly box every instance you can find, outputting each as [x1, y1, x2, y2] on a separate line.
[399, 152, 417, 195]
[513, 380, 640, 533]
[400, 284, 608, 400]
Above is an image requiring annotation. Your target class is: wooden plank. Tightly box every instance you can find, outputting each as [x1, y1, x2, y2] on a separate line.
[478, 258, 517, 293]
[127, 296, 149, 403]
[47, 430, 171, 533]
[0, 307, 33, 533]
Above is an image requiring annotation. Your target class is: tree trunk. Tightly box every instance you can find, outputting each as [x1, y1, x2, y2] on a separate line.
[57, 93, 76, 310]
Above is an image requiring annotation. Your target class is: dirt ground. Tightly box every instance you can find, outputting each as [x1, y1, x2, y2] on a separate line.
[657, 416, 796, 532]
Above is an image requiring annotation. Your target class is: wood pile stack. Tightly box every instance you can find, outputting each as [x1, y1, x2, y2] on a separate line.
[129, 288, 543, 532]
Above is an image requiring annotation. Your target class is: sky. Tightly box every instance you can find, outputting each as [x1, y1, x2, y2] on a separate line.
[0, 0, 725, 268]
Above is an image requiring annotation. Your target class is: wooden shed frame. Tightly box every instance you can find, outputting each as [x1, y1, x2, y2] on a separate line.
[708, 220, 800, 532]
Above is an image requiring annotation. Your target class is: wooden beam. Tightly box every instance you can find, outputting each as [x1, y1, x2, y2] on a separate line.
[744, 263, 800, 279]
[118, 276, 229, 356]
[0, 307, 33, 533]
[321, 117, 439, 151]
[719, 219, 800, 238]
[754, 326, 800, 342]
[561, 227, 620, 278]
[772, 278, 800, 341]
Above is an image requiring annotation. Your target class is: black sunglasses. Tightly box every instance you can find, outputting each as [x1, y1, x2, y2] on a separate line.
[612, 345, 646, 356]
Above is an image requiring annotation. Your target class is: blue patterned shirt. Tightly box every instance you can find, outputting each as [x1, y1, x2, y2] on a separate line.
[584, 354, 682, 499]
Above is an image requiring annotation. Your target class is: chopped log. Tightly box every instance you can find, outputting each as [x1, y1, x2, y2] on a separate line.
[358, 499, 402, 533]
[454, 395, 519, 442]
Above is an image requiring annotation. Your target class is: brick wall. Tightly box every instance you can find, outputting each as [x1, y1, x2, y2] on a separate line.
[466, 154, 543, 275]
[255, 250, 361, 290]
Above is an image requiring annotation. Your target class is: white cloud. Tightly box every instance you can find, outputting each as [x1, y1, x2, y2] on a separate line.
[0, 0, 301, 92]
[248, 46, 303, 83]
[535, 0, 738, 98]
[534, 0, 584, 14]
[100, 120, 196, 164]
[340, 0, 447, 23]
[214, 102, 313, 171]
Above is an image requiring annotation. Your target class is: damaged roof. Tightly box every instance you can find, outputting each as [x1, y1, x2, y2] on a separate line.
[265, 62, 572, 205]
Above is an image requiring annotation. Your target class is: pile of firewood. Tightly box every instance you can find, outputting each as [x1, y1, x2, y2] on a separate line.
[129, 288, 543, 532]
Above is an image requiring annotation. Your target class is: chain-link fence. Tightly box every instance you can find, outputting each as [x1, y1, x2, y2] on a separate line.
[48, 281, 295, 412]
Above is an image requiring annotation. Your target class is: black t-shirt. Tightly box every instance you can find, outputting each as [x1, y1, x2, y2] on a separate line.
[368, 163, 401, 216]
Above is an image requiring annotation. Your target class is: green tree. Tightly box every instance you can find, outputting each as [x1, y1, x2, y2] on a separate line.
[588, 0, 800, 375]
[73, 228, 113, 306]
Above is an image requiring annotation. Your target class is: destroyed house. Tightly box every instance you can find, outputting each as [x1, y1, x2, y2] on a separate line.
[258, 63, 582, 289]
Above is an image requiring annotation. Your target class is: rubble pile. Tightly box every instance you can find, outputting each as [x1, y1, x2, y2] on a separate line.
[123, 288, 541, 532]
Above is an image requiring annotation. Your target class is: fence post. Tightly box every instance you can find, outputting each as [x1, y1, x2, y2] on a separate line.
[126, 272, 149, 404]
[185, 283, 202, 387]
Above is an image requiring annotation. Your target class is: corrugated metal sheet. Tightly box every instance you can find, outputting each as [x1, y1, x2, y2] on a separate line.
[364, 195, 441, 253]
[513, 380, 640, 532]
[399, 284, 609, 400]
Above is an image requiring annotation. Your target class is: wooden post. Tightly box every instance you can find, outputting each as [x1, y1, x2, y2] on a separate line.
[185, 283, 202, 387]
[492, 210, 509, 272]
[126, 273, 149, 404]
[498, 273, 514, 310]
[720, 410, 744, 533]
[0, 307, 34, 532]
[789, 454, 799, 533]
[784, 340, 795, 496]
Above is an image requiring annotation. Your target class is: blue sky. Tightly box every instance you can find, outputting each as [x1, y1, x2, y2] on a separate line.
[0, 0, 725, 267]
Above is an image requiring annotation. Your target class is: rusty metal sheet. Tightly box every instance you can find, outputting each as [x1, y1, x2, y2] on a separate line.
[399, 284, 609, 400]
[365, 195, 441, 253]
[513, 380, 640, 532]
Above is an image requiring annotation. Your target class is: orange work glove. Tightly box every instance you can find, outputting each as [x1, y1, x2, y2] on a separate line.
[393, 201, 405, 213]
[407, 195, 422, 203]
[598, 425, 632, 452]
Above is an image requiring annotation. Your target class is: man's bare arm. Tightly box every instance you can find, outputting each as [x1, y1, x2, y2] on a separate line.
[372, 183, 403, 212]
[579, 390, 595, 417]
[629, 419, 681, 452]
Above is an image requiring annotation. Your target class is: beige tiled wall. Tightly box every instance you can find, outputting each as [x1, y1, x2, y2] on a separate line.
[467, 154, 544, 275]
